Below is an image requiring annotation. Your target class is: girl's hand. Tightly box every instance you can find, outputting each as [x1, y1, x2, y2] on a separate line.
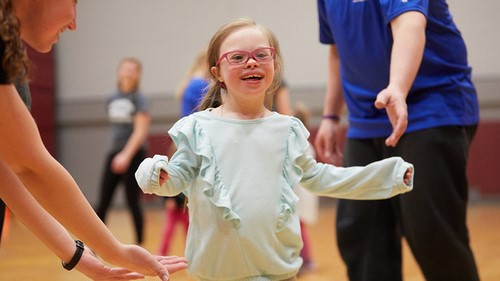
[135, 155, 169, 194]
[159, 170, 170, 186]
[403, 167, 413, 186]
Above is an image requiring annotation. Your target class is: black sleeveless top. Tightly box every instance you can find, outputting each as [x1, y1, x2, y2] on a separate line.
[0, 39, 31, 109]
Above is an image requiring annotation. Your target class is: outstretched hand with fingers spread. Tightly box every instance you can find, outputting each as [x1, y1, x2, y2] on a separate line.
[76, 248, 145, 281]
[103, 244, 188, 281]
[374, 87, 408, 147]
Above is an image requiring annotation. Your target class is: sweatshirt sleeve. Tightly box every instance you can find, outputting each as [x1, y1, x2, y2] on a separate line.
[134, 116, 202, 197]
[298, 156, 414, 200]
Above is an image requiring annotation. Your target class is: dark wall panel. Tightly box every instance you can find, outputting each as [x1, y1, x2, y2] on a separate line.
[26, 46, 56, 157]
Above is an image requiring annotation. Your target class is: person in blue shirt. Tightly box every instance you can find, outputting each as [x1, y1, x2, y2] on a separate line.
[176, 48, 210, 117]
[314, 1, 480, 280]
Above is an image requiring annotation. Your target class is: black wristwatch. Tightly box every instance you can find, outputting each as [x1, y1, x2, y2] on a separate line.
[62, 240, 85, 271]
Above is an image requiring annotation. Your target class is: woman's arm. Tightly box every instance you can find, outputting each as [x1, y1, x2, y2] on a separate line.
[0, 159, 147, 280]
[0, 158, 79, 265]
[0, 84, 184, 279]
[0, 84, 123, 258]
[299, 155, 414, 200]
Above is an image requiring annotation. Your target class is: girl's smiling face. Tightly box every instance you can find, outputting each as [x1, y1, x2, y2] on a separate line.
[211, 26, 276, 101]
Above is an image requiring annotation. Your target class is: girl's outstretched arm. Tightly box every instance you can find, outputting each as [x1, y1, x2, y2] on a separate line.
[299, 156, 414, 200]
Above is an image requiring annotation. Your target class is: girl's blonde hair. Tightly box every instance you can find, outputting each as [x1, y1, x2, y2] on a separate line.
[116, 57, 142, 92]
[175, 47, 209, 100]
[198, 17, 284, 111]
[0, 0, 30, 83]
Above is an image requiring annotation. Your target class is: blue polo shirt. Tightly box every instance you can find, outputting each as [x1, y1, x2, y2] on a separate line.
[318, 0, 479, 138]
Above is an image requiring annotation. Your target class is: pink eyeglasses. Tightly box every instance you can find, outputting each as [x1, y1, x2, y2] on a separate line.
[216, 47, 275, 66]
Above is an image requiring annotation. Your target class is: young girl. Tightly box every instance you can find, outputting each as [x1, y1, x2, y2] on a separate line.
[135, 17, 414, 281]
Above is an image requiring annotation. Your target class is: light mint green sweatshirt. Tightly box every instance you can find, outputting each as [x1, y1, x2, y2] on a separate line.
[135, 109, 414, 281]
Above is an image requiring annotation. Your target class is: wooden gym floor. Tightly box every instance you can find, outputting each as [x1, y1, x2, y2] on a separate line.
[0, 199, 499, 280]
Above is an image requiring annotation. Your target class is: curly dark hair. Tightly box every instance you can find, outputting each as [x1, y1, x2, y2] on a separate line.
[0, 0, 30, 83]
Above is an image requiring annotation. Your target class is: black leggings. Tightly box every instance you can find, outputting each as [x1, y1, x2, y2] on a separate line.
[336, 126, 480, 281]
[95, 149, 146, 244]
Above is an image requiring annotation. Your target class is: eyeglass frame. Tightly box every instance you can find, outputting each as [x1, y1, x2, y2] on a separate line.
[215, 47, 276, 66]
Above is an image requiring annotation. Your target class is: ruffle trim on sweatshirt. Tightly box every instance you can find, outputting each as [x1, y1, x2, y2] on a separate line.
[169, 115, 242, 228]
[277, 117, 311, 231]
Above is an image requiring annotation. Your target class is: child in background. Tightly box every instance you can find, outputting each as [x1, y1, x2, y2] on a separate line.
[157, 192, 188, 255]
[136, 17, 414, 281]
[272, 79, 294, 116]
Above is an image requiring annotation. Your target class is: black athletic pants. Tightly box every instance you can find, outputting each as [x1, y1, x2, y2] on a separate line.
[95, 149, 146, 244]
[337, 126, 480, 281]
